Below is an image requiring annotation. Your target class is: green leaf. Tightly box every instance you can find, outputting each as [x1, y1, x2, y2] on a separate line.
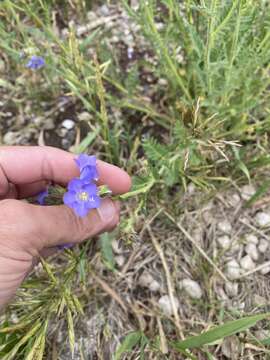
[114, 331, 142, 360]
[100, 233, 116, 271]
[74, 128, 100, 154]
[118, 175, 155, 200]
[172, 313, 269, 350]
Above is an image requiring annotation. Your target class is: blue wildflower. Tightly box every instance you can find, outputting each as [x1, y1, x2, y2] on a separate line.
[37, 189, 48, 205]
[75, 154, 99, 181]
[63, 178, 100, 217]
[26, 55, 45, 70]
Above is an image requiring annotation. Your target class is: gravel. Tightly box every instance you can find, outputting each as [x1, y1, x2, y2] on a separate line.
[255, 212, 270, 227]
[180, 279, 203, 300]
[217, 220, 232, 234]
[158, 295, 179, 316]
[240, 255, 256, 271]
[226, 259, 242, 280]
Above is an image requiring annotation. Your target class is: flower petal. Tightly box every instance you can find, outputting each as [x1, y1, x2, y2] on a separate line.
[37, 189, 48, 205]
[86, 195, 101, 209]
[63, 190, 77, 206]
[67, 178, 84, 191]
[82, 183, 98, 194]
[73, 202, 89, 217]
[80, 166, 99, 181]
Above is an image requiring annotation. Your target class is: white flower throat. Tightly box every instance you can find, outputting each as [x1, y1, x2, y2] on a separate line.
[77, 191, 94, 202]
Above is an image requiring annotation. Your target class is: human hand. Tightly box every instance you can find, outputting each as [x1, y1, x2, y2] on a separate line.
[0, 146, 131, 310]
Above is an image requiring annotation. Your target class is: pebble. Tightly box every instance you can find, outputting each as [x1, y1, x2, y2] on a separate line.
[221, 336, 241, 359]
[260, 263, 270, 275]
[217, 235, 231, 249]
[111, 239, 122, 254]
[99, 4, 110, 16]
[253, 294, 267, 306]
[255, 212, 270, 227]
[180, 279, 203, 300]
[240, 255, 256, 271]
[149, 280, 161, 292]
[158, 78, 168, 86]
[78, 111, 92, 122]
[62, 119, 75, 130]
[3, 131, 18, 145]
[115, 255, 125, 268]
[0, 59, 5, 72]
[217, 220, 232, 234]
[225, 282, 239, 297]
[258, 238, 269, 253]
[158, 295, 179, 316]
[226, 259, 241, 280]
[139, 271, 160, 292]
[245, 233, 259, 245]
[254, 329, 270, 340]
[245, 243, 259, 261]
[228, 193, 241, 207]
[241, 184, 256, 200]
[43, 118, 55, 130]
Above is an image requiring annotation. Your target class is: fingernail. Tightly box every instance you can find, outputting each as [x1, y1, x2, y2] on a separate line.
[97, 198, 117, 223]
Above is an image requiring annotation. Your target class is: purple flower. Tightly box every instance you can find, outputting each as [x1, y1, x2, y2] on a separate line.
[75, 154, 98, 181]
[63, 178, 100, 217]
[26, 55, 45, 70]
[37, 189, 48, 205]
[57, 243, 73, 250]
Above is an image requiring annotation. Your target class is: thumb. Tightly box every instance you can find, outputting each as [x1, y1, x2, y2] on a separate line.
[0, 199, 120, 252]
[36, 198, 120, 249]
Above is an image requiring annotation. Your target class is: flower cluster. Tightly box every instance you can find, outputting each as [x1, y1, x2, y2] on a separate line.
[63, 154, 101, 217]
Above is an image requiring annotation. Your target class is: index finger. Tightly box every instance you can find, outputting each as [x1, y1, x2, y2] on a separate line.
[0, 146, 132, 195]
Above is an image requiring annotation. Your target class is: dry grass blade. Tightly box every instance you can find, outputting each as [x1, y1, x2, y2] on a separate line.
[164, 211, 228, 282]
[91, 271, 128, 313]
[147, 225, 184, 340]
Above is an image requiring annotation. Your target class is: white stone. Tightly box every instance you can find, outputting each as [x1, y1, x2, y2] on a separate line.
[99, 4, 110, 16]
[138, 272, 160, 292]
[240, 255, 255, 271]
[245, 233, 259, 245]
[180, 279, 203, 299]
[111, 239, 122, 254]
[158, 295, 179, 316]
[226, 259, 241, 280]
[3, 131, 18, 145]
[255, 212, 270, 227]
[225, 282, 239, 297]
[221, 336, 241, 359]
[139, 271, 153, 287]
[217, 235, 231, 249]
[241, 184, 256, 200]
[149, 280, 161, 292]
[258, 238, 269, 253]
[115, 255, 125, 268]
[260, 263, 270, 275]
[228, 193, 241, 207]
[245, 243, 259, 261]
[217, 220, 232, 234]
[78, 111, 92, 122]
[158, 78, 168, 86]
[62, 119, 75, 130]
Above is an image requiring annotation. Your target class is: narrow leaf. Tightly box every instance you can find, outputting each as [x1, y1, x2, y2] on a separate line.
[172, 313, 269, 350]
